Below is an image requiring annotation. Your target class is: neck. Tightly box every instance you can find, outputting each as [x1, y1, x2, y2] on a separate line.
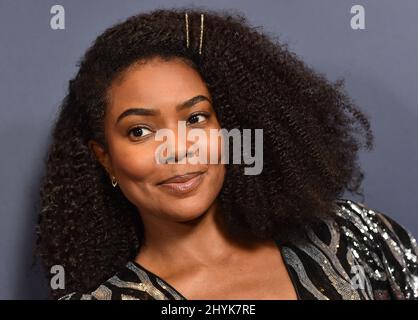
[135, 200, 261, 272]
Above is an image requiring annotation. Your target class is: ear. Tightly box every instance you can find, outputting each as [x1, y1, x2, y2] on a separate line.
[88, 139, 113, 176]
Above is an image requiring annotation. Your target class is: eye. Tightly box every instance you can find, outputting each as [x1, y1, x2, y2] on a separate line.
[187, 112, 209, 125]
[127, 126, 153, 140]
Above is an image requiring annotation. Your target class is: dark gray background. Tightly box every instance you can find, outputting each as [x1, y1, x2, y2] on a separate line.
[0, 0, 417, 299]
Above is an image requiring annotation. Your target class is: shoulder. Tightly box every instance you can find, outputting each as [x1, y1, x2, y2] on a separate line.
[332, 198, 418, 257]
[282, 198, 418, 299]
[332, 198, 418, 299]
[58, 261, 180, 300]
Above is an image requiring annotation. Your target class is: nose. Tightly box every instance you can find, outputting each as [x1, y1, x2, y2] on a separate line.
[156, 120, 198, 164]
[165, 149, 195, 163]
[165, 143, 195, 163]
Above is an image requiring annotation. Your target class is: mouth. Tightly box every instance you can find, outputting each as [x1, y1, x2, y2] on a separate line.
[157, 171, 206, 195]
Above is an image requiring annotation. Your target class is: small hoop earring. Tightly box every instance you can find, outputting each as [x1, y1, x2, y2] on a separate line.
[111, 176, 118, 188]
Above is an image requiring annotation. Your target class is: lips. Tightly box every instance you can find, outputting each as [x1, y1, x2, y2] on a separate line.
[157, 171, 205, 195]
[157, 172, 204, 185]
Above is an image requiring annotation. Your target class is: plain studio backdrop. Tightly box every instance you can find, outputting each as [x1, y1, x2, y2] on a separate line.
[0, 0, 417, 299]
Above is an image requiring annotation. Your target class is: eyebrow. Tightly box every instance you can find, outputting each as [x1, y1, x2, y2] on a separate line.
[115, 95, 212, 125]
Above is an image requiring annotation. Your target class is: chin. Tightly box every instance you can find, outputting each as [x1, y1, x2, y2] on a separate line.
[164, 198, 214, 223]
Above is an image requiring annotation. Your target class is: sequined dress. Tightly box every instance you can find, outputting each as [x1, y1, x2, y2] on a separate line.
[59, 199, 418, 300]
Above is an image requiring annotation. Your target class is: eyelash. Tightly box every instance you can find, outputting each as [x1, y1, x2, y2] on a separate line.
[127, 112, 211, 140]
[127, 126, 153, 141]
[187, 111, 211, 125]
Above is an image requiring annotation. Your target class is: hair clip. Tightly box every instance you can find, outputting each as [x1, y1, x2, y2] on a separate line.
[184, 12, 204, 55]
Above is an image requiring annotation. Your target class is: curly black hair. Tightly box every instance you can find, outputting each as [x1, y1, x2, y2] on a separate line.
[35, 8, 374, 299]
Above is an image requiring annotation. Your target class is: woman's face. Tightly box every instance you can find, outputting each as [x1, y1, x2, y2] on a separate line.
[89, 56, 225, 222]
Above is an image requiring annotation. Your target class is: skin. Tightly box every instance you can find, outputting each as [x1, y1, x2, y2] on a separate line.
[88, 56, 297, 299]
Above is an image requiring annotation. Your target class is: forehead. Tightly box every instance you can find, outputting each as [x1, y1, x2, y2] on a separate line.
[106, 57, 210, 116]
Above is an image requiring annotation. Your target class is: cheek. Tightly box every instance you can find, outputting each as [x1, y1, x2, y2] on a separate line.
[196, 125, 223, 164]
[205, 129, 226, 184]
[111, 143, 156, 181]
[207, 133, 223, 163]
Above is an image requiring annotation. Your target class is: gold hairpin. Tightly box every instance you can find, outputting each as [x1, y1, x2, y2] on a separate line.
[185, 12, 189, 49]
[184, 12, 205, 55]
[199, 13, 204, 55]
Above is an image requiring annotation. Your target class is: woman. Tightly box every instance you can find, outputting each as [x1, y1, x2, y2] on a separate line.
[36, 8, 418, 300]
